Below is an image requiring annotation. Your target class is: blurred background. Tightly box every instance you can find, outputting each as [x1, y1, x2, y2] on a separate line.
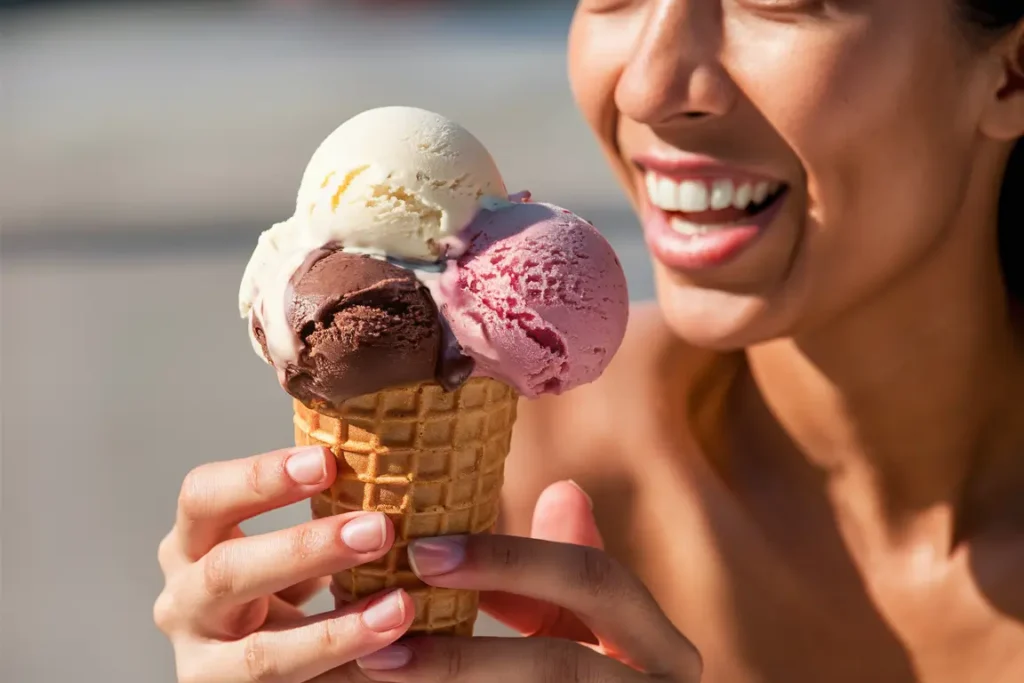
[1, 1, 652, 681]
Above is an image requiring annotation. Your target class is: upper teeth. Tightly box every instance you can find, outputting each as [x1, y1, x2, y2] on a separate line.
[644, 173, 779, 213]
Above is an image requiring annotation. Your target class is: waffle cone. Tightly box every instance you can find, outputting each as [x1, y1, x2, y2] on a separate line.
[294, 377, 518, 636]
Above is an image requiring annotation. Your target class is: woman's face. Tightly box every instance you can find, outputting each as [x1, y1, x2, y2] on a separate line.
[569, 0, 1005, 347]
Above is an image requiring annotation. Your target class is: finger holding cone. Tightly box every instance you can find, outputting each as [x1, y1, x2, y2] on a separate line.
[295, 378, 517, 636]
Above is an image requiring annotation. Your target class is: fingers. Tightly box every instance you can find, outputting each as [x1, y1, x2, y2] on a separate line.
[477, 481, 601, 640]
[245, 590, 414, 683]
[179, 590, 414, 683]
[530, 480, 604, 549]
[168, 512, 393, 638]
[407, 535, 701, 678]
[356, 637, 651, 683]
[174, 446, 335, 561]
[477, 479, 602, 641]
[478, 590, 595, 642]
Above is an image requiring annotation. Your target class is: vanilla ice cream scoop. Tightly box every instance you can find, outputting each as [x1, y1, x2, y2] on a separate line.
[238, 106, 508, 373]
[298, 106, 507, 261]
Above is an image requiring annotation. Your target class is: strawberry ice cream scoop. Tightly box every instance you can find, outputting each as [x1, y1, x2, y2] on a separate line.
[436, 201, 629, 398]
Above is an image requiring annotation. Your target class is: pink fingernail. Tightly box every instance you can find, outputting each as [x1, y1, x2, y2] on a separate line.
[285, 447, 326, 485]
[358, 644, 413, 671]
[408, 536, 467, 577]
[361, 591, 407, 632]
[566, 479, 594, 510]
[341, 513, 387, 553]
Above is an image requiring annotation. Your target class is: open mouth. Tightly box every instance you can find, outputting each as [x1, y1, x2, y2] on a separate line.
[643, 171, 789, 236]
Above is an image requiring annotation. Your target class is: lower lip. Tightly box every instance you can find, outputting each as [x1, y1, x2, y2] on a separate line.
[642, 192, 786, 271]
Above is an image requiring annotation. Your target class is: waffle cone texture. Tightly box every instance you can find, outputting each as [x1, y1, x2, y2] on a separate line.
[294, 377, 518, 636]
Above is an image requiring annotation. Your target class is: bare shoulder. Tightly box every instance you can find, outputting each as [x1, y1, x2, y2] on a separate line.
[499, 302, 700, 534]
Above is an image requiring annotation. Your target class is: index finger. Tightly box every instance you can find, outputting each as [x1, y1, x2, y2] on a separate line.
[356, 637, 651, 683]
[476, 481, 603, 640]
[174, 445, 335, 561]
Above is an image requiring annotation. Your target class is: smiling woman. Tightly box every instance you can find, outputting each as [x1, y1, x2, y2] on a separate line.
[571, 0, 1023, 346]
[554, 0, 1024, 679]
[155, 1, 1024, 683]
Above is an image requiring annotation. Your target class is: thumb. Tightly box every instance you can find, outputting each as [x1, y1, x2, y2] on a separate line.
[530, 480, 604, 549]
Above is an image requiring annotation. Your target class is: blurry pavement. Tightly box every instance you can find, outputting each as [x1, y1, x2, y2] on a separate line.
[0, 3, 653, 682]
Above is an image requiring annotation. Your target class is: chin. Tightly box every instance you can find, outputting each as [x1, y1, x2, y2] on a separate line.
[653, 267, 788, 351]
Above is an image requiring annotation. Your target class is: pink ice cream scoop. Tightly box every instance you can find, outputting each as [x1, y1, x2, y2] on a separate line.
[437, 201, 629, 398]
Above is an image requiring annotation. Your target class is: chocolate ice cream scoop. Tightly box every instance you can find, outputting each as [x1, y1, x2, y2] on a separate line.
[252, 249, 471, 411]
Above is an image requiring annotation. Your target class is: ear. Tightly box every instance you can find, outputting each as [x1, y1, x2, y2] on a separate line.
[980, 22, 1024, 142]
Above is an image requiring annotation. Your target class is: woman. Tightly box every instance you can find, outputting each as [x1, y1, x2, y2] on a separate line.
[154, 1, 1024, 681]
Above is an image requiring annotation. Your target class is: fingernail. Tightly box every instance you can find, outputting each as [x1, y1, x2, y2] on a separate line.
[408, 536, 467, 577]
[361, 591, 407, 632]
[567, 479, 594, 510]
[341, 513, 387, 553]
[358, 644, 413, 671]
[285, 447, 326, 485]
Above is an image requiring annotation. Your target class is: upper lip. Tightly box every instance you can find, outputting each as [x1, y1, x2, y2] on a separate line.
[632, 152, 788, 186]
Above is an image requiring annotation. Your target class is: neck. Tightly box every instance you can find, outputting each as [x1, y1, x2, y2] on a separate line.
[743, 217, 1023, 550]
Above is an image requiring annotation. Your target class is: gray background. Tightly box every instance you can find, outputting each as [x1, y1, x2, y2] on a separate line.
[1, 2, 653, 681]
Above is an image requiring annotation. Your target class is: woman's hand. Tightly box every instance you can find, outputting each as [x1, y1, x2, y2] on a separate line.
[353, 481, 704, 683]
[154, 446, 415, 683]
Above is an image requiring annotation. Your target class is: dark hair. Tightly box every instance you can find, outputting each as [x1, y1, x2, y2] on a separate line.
[958, 0, 1024, 299]
[1000, 135, 1023, 299]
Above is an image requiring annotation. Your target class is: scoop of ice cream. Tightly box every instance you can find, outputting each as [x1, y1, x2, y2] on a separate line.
[239, 106, 508, 336]
[436, 202, 629, 398]
[251, 250, 449, 410]
[239, 218, 295, 320]
[297, 106, 508, 262]
[239, 107, 629, 405]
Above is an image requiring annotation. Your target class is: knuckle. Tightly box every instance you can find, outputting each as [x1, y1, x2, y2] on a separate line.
[158, 532, 179, 573]
[481, 537, 523, 572]
[201, 545, 235, 600]
[317, 619, 341, 653]
[447, 644, 464, 680]
[178, 467, 213, 523]
[435, 637, 464, 679]
[153, 590, 179, 633]
[221, 600, 271, 641]
[576, 547, 623, 600]
[314, 616, 352, 656]
[288, 523, 325, 563]
[537, 639, 586, 683]
[243, 456, 271, 498]
[243, 631, 278, 682]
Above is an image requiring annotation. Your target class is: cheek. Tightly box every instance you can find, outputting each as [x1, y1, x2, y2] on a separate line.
[733, 16, 976, 296]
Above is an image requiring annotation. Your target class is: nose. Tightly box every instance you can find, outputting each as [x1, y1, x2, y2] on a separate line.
[614, 0, 737, 126]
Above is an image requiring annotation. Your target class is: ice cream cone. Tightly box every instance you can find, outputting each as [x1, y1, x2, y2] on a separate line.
[294, 377, 518, 636]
